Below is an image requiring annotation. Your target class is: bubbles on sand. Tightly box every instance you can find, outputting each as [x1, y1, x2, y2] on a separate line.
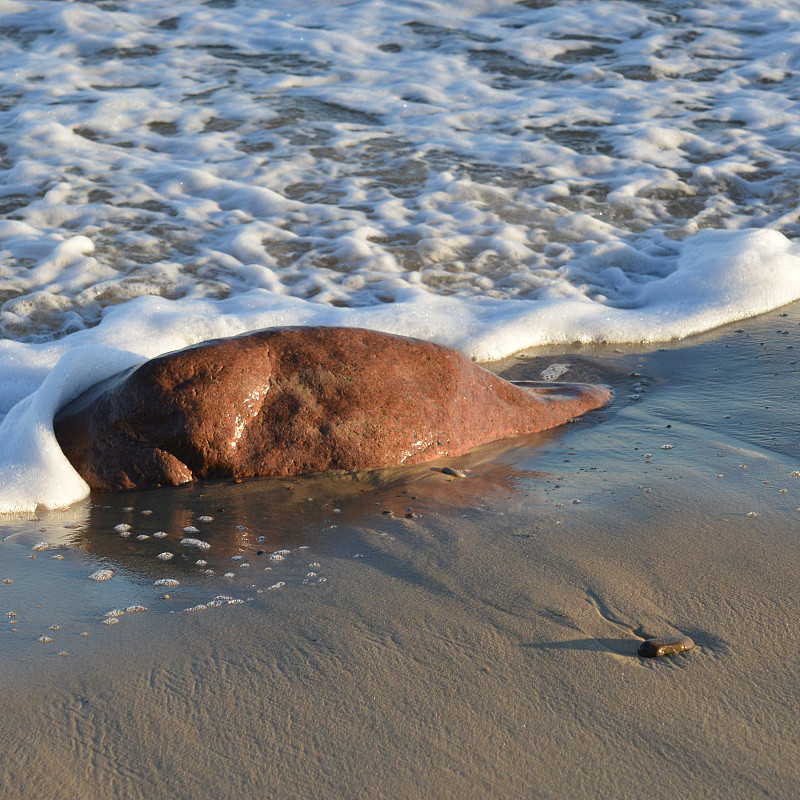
[181, 537, 211, 550]
[2, 499, 337, 657]
[541, 364, 571, 382]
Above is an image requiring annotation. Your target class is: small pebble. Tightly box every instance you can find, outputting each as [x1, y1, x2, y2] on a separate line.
[32, 541, 50, 552]
[441, 466, 466, 478]
[154, 578, 180, 587]
[183, 526, 200, 534]
[156, 552, 174, 561]
[153, 531, 168, 538]
[638, 635, 695, 658]
[114, 523, 132, 532]
[196, 559, 208, 566]
[102, 617, 119, 626]
[38, 635, 53, 643]
[89, 569, 115, 582]
[197, 516, 214, 522]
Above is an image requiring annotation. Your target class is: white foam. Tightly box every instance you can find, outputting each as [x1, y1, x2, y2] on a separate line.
[1, 0, 799, 512]
[181, 538, 211, 550]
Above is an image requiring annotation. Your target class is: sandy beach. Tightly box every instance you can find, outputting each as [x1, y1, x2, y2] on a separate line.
[2, 304, 799, 799]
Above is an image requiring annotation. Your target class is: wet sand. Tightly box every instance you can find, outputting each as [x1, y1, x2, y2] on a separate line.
[2, 305, 800, 799]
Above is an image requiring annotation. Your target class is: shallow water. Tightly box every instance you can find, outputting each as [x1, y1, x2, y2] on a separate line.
[3, 0, 800, 352]
[2, 300, 799, 664]
[3, 1, 800, 511]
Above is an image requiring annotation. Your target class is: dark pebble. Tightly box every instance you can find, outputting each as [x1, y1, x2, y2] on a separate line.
[638, 635, 695, 658]
[256, 550, 265, 556]
[441, 466, 467, 478]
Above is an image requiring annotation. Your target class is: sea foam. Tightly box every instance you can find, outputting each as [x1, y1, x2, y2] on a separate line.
[1, 0, 800, 512]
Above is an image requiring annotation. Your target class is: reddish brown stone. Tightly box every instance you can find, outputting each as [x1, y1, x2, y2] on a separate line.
[54, 327, 611, 491]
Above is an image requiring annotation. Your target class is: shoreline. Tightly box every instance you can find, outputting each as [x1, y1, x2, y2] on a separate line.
[2, 304, 799, 798]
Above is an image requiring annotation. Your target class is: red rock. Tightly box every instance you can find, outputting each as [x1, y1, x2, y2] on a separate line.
[54, 327, 611, 491]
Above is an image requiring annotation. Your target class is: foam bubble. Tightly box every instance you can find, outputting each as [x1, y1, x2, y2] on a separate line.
[181, 538, 211, 550]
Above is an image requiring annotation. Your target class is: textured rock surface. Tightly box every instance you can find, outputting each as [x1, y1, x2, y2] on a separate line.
[54, 326, 611, 491]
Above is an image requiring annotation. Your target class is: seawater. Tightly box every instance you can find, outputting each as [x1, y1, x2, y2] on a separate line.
[2, 0, 800, 511]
